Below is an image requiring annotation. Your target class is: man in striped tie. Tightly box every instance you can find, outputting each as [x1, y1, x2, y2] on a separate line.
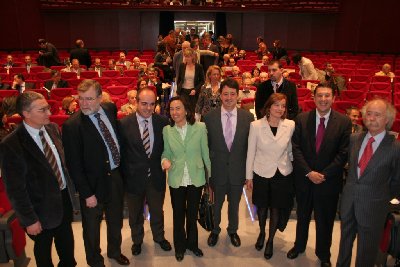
[119, 87, 171, 256]
[337, 98, 400, 267]
[1, 91, 79, 266]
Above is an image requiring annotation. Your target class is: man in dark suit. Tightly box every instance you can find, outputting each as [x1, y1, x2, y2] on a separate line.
[70, 39, 92, 69]
[2, 54, 15, 68]
[287, 85, 352, 267]
[200, 36, 219, 74]
[38, 39, 61, 68]
[11, 73, 36, 93]
[337, 99, 400, 267]
[119, 87, 171, 256]
[346, 107, 363, 134]
[1, 91, 78, 266]
[62, 79, 129, 267]
[173, 41, 190, 81]
[44, 70, 69, 90]
[89, 58, 105, 77]
[204, 78, 254, 247]
[255, 60, 299, 120]
[23, 55, 38, 73]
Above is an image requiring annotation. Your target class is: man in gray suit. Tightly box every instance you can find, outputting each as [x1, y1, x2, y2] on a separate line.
[204, 78, 254, 247]
[337, 98, 400, 267]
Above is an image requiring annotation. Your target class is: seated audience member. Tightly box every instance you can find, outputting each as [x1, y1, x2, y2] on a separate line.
[346, 107, 363, 134]
[101, 91, 113, 103]
[69, 39, 92, 69]
[44, 70, 69, 90]
[292, 53, 319, 80]
[195, 65, 222, 120]
[256, 37, 269, 59]
[230, 46, 239, 59]
[270, 40, 289, 64]
[232, 66, 241, 77]
[0, 76, 11, 89]
[3, 55, 15, 69]
[220, 54, 231, 68]
[282, 69, 289, 79]
[238, 50, 246, 60]
[62, 59, 85, 77]
[62, 96, 78, 115]
[252, 67, 261, 84]
[2, 96, 20, 132]
[108, 59, 117, 70]
[259, 71, 269, 84]
[146, 67, 163, 95]
[137, 78, 148, 91]
[238, 78, 256, 110]
[129, 57, 144, 71]
[319, 62, 346, 95]
[23, 55, 37, 73]
[89, 58, 105, 77]
[261, 55, 270, 66]
[11, 73, 35, 93]
[375, 63, 395, 79]
[116, 52, 132, 69]
[242, 72, 253, 84]
[120, 90, 137, 115]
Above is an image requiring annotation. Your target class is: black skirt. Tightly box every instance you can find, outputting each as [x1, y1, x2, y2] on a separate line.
[252, 170, 294, 209]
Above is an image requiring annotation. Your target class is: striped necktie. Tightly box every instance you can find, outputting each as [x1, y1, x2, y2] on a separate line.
[94, 113, 120, 166]
[142, 119, 151, 176]
[39, 130, 64, 189]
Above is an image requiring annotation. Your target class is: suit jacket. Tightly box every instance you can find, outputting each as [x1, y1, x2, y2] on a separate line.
[44, 79, 69, 90]
[88, 67, 105, 77]
[200, 44, 219, 73]
[341, 132, 400, 228]
[119, 113, 169, 194]
[176, 63, 205, 96]
[38, 42, 61, 68]
[204, 107, 254, 186]
[292, 109, 352, 195]
[173, 50, 183, 79]
[70, 47, 92, 69]
[161, 122, 211, 189]
[246, 118, 295, 180]
[255, 78, 299, 120]
[0, 123, 78, 229]
[14, 82, 36, 93]
[62, 102, 119, 203]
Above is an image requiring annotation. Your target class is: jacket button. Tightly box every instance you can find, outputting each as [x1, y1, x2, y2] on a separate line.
[106, 160, 110, 164]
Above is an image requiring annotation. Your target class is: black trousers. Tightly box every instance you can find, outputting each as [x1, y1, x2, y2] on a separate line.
[126, 178, 166, 244]
[28, 189, 76, 267]
[169, 185, 202, 253]
[179, 88, 198, 113]
[294, 186, 339, 262]
[212, 184, 243, 235]
[80, 169, 124, 267]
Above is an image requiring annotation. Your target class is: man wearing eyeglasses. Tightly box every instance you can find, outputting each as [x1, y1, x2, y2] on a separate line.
[1, 91, 79, 266]
[255, 60, 299, 120]
[62, 79, 130, 267]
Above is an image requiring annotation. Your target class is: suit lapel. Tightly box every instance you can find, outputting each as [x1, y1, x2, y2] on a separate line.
[275, 120, 287, 140]
[131, 113, 148, 156]
[215, 108, 229, 152]
[151, 115, 162, 156]
[307, 110, 317, 153]
[353, 132, 367, 178]
[318, 110, 336, 152]
[230, 109, 241, 151]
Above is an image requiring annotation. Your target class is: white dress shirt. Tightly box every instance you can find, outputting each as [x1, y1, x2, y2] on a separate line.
[315, 109, 331, 135]
[136, 113, 154, 154]
[357, 130, 386, 177]
[23, 122, 67, 190]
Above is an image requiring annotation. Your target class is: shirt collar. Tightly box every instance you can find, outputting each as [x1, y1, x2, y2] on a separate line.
[23, 121, 45, 137]
[174, 121, 188, 130]
[316, 109, 331, 120]
[221, 106, 237, 117]
[366, 130, 386, 143]
[271, 78, 283, 87]
[88, 107, 105, 119]
[136, 112, 152, 124]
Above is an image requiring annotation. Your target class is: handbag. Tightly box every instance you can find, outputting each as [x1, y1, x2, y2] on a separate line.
[198, 183, 214, 231]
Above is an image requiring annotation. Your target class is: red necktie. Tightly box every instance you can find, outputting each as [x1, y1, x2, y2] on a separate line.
[358, 137, 375, 176]
[315, 117, 325, 153]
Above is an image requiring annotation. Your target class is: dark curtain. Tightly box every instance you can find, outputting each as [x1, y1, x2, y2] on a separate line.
[159, 11, 175, 38]
[215, 12, 227, 38]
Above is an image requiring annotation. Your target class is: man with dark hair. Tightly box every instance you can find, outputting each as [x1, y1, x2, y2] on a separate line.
[119, 88, 171, 257]
[287, 85, 352, 267]
[3, 55, 15, 68]
[38, 39, 61, 68]
[116, 52, 132, 69]
[12, 73, 36, 93]
[255, 60, 299, 120]
[346, 107, 362, 134]
[1, 91, 78, 267]
[23, 55, 37, 73]
[204, 78, 254, 248]
[44, 70, 69, 90]
[62, 79, 129, 266]
[70, 39, 92, 69]
[200, 36, 219, 73]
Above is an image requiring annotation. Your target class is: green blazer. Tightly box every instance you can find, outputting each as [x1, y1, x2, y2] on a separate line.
[162, 122, 211, 189]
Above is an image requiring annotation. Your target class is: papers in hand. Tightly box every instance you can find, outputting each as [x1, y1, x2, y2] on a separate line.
[390, 198, 400, 205]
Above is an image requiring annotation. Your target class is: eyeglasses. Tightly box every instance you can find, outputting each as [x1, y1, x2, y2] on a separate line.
[78, 96, 99, 102]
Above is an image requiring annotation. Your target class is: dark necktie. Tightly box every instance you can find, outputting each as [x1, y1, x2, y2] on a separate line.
[39, 130, 64, 189]
[142, 120, 151, 176]
[224, 112, 233, 151]
[94, 113, 120, 166]
[315, 117, 325, 153]
[358, 137, 375, 176]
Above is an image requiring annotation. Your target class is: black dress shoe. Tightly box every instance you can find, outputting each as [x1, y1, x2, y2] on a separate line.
[108, 254, 130, 265]
[175, 252, 184, 262]
[189, 248, 203, 257]
[131, 243, 142, 256]
[255, 232, 266, 251]
[264, 241, 273, 260]
[207, 232, 219, 247]
[287, 247, 301, 259]
[320, 260, 332, 267]
[156, 239, 172, 251]
[229, 233, 241, 247]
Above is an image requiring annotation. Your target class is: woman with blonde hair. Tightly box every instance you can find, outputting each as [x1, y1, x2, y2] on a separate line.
[195, 65, 222, 120]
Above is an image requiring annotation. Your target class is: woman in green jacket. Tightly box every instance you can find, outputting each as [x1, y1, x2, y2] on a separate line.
[162, 96, 211, 262]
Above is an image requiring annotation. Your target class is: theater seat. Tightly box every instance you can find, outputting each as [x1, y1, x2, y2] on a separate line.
[105, 86, 128, 99]
[0, 90, 19, 101]
[340, 90, 367, 105]
[50, 115, 69, 128]
[0, 178, 30, 267]
[296, 88, 312, 101]
[80, 71, 99, 79]
[333, 101, 359, 114]
[50, 88, 75, 101]
[366, 91, 392, 102]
